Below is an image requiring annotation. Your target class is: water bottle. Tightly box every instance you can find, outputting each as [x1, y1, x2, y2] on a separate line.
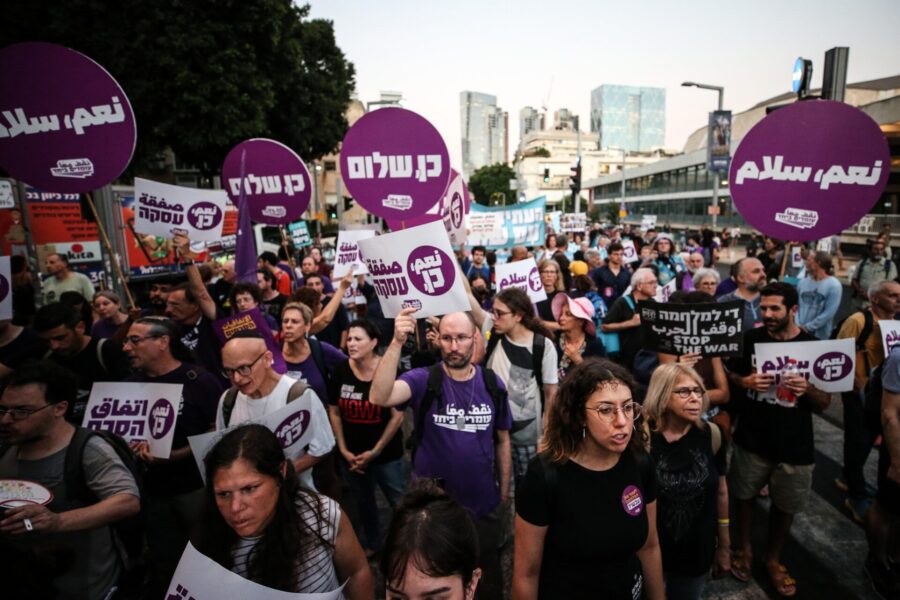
[776, 359, 800, 406]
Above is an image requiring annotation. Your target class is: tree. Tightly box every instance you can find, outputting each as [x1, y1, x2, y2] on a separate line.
[3, 1, 355, 179]
[468, 163, 517, 206]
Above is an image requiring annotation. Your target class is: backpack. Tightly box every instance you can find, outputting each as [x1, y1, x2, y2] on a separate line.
[221, 379, 311, 427]
[599, 295, 635, 357]
[830, 310, 874, 372]
[854, 257, 893, 295]
[483, 329, 546, 406]
[583, 290, 608, 334]
[409, 364, 508, 463]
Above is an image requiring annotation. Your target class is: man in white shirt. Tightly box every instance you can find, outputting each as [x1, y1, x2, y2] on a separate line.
[215, 333, 334, 490]
[41, 253, 95, 305]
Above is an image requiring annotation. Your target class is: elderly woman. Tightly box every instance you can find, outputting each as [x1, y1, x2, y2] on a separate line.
[91, 290, 130, 339]
[551, 294, 605, 379]
[534, 258, 566, 331]
[692, 268, 721, 297]
[230, 282, 280, 332]
[513, 359, 664, 600]
[197, 424, 373, 598]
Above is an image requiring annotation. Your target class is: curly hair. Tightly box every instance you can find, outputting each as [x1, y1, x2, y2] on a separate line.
[642, 363, 709, 434]
[541, 358, 647, 462]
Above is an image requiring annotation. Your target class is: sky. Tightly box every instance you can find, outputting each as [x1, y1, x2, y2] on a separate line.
[308, 0, 900, 168]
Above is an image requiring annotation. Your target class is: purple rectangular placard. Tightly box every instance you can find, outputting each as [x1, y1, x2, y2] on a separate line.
[213, 307, 286, 373]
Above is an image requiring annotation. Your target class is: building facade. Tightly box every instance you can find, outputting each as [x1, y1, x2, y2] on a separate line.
[590, 84, 666, 152]
[460, 91, 508, 178]
[518, 106, 544, 144]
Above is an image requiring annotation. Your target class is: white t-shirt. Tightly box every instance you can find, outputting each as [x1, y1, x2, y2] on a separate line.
[215, 375, 335, 490]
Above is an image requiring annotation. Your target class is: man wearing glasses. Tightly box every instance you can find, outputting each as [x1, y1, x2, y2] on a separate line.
[214, 332, 334, 492]
[122, 316, 224, 597]
[371, 308, 512, 599]
[601, 267, 657, 370]
[0, 360, 140, 600]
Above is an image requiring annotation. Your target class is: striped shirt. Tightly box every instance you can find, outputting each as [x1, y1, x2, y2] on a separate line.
[231, 492, 343, 596]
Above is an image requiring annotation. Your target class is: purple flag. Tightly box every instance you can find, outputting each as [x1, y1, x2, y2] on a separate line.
[233, 149, 258, 283]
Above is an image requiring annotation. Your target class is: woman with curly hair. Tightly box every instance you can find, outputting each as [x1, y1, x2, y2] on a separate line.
[197, 424, 373, 598]
[513, 358, 664, 600]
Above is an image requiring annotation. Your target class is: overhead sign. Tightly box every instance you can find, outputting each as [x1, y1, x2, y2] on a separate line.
[466, 196, 546, 249]
[495, 258, 547, 303]
[340, 107, 450, 220]
[0, 42, 137, 193]
[729, 100, 890, 241]
[755, 338, 855, 394]
[356, 220, 469, 318]
[133, 178, 227, 242]
[639, 300, 744, 357]
[386, 168, 469, 246]
[83, 382, 181, 458]
[221, 139, 312, 225]
[332, 229, 375, 277]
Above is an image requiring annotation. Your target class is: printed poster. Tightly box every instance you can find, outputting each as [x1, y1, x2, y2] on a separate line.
[466, 197, 546, 249]
[639, 300, 744, 357]
[134, 178, 227, 242]
[754, 338, 856, 394]
[495, 258, 547, 303]
[83, 382, 181, 458]
[332, 230, 375, 277]
[880, 319, 900, 357]
[621, 239, 637, 262]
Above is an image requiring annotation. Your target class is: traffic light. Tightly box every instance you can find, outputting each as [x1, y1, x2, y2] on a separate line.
[543, 168, 550, 183]
[569, 161, 582, 198]
[328, 206, 338, 220]
[343, 197, 353, 211]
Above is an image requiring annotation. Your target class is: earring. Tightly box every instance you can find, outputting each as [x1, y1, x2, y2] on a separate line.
[582, 425, 586, 440]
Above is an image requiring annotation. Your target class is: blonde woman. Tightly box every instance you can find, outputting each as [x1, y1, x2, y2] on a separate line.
[91, 291, 130, 339]
[643, 363, 730, 600]
[535, 259, 566, 332]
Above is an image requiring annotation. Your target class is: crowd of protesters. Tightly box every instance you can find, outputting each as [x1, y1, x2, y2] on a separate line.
[1, 220, 899, 600]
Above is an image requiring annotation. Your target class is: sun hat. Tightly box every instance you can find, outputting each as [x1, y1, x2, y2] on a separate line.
[551, 293, 596, 336]
[569, 260, 589, 277]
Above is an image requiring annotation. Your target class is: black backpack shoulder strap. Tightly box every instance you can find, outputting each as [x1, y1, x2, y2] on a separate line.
[308, 337, 328, 382]
[481, 366, 509, 425]
[532, 333, 545, 403]
[855, 257, 868, 282]
[412, 365, 445, 464]
[483, 329, 502, 366]
[859, 310, 874, 371]
[221, 387, 240, 428]
[64, 427, 97, 504]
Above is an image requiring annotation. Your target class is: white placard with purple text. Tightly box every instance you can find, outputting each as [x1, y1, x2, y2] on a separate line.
[495, 258, 547, 303]
[754, 338, 855, 394]
[357, 220, 469, 319]
[188, 392, 319, 484]
[653, 279, 677, 303]
[133, 178, 227, 242]
[621, 239, 637, 262]
[83, 382, 181, 458]
[880, 320, 900, 357]
[332, 230, 376, 277]
[167, 542, 346, 600]
[0, 256, 11, 320]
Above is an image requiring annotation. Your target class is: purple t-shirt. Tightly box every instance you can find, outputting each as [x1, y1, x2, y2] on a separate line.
[399, 366, 512, 518]
[284, 339, 346, 405]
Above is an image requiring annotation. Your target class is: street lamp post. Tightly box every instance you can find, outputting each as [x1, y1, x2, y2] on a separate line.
[682, 81, 724, 230]
[605, 147, 627, 222]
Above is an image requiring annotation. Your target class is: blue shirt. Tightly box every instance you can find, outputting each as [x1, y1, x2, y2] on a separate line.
[796, 275, 843, 340]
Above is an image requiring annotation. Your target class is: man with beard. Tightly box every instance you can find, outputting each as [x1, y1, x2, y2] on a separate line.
[140, 275, 179, 317]
[726, 283, 830, 596]
[371, 308, 512, 599]
[718, 257, 767, 332]
[676, 251, 706, 291]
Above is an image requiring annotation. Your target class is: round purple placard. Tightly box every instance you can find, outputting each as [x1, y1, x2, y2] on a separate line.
[812, 351, 853, 382]
[187, 201, 224, 230]
[728, 100, 889, 241]
[385, 168, 467, 232]
[0, 271, 9, 304]
[221, 139, 312, 225]
[406, 246, 457, 296]
[528, 266, 542, 292]
[341, 107, 450, 220]
[0, 42, 137, 193]
[148, 399, 175, 440]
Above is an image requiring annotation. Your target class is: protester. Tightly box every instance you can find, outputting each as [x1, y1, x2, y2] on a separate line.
[229, 281, 280, 332]
[123, 316, 224, 596]
[142, 275, 178, 318]
[513, 358, 664, 600]
[677, 251, 706, 291]
[310, 246, 333, 279]
[715, 261, 739, 297]
[370, 308, 512, 598]
[0, 318, 47, 380]
[592, 242, 631, 306]
[327, 319, 405, 556]
[602, 267, 657, 369]
[534, 258, 565, 332]
[90, 290, 130, 340]
[651, 233, 685, 287]
[298, 255, 336, 293]
[551, 234, 572, 289]
[552, 293, 605, 379]
[257, 269, 288, 323]
[211, 259, 236, 313]
[717, 257, 766, 331]
[693, 267, 721, 297]
[381, 479, 482, 600]
[758, 238, 784, 281]
[726, 283, 830, 596]
[10, 255, 37, 326]
[796, 251, 842, 340]
[305, 273, 350, 350]
[281, 302, 346, 405]
[643, 364, 730, 599]
[258, 251, 292, 296]
[197, 424, 373, 597]
[0, 360, 141, 600]
[851, 237, 897, 311]
[461, 245, 491, 281]
[40, 252, 95, 305]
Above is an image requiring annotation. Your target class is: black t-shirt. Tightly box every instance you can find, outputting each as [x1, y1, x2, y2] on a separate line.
[0, 326, 48, 373]
[535, 290, 560, 323]
[179, 316, 225, 385]
[593, 265, 631, 306]
[327, 360, 403, 463]
[516, 450, 657, 599]
[650, 425, 726, 576]
[126, 363, 225, 495]
[603, 294, 643, 369]
[260, 293, 286, 324]
[49, 337, 132, 423]
[731, 327, 818, 464]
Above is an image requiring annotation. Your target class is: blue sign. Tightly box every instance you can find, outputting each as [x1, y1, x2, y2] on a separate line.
[288, 220, 312, 248]
[792, 57, 808, 94]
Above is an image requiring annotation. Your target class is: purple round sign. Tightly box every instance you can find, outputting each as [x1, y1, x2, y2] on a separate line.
[275, 410, 311, 447]
[406, 246, 457, 296]
[729, 100, 890, 241]
[186, 201, 224, 230]
[148, 399, 175, 440]
[385, 169, 469, 232]
[812, 351, 853, 382]
[340, 107, 450, 221]
[0, 42, 137, 193]
[221, 139, 312, 225]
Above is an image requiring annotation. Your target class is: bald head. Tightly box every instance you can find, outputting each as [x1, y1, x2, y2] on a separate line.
[221, 336, 275, 398]
[510, 246, 528, 262]
[222, 335, 267, 360]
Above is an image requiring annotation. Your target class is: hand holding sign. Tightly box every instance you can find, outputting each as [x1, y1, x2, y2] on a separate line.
[393, 307, 418, 345]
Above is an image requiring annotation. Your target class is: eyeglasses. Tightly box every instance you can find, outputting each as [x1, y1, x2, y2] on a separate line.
[672, 386, 704, 399]
[586, 402, 641, 423]
[124, 335, 160, 346]
[0, 403, 54, 421]
[438, 335, 474, 347]
[540, 269, 558, 275]
[641, 280, 658, 286]
[491, 308, 511, 318]
[221, 351, 267, 379]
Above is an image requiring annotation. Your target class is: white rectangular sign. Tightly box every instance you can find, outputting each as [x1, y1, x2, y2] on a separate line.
[332, 230, 375, 277]
[167, 542, 346, 600]
[641, 215, 658, 230]
[188, 392, 319, 484]
[495, 258, 547, 303]
[653, 279, 677, 303]
[357, 220, 470, 318]
[790, 245, 803, 268]
[622, 239, 637, 262]
[560, 213, 586, 233]
[134, 177, 228, 242]
[467, 212, 504, 239]
[880, 319, 900, 357]
[83, 382, 181, 458]
[0, 256, 11, 320]
[754, 338, 855, 394]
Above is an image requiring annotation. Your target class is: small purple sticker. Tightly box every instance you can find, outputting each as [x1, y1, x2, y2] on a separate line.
[621, 485, 644, 517]
[340, 107, 450, 221]
[221, 139, 312, 225]
[407, 246, 456, 296]
[729, 100, 890, 241]
[275, 410, 311, 448]
[186, 201, 223, 230]
[0, 42, 137, 193]
[148, 399, 175, 440]
[813, 351, 853, 382]
[528, 267, 542, 292]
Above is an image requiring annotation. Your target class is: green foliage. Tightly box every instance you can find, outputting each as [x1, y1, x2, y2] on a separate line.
[3, 1, 355, 178]
[468, 163, 516, 206]
[530, 147, 551, 158]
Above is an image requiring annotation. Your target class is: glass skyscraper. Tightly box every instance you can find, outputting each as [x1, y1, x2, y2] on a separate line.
[460, 91, 507, 178]
[590, 85, 666, 152]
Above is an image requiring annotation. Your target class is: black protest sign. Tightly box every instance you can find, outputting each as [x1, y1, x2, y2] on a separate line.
[639, 300, 744, 357]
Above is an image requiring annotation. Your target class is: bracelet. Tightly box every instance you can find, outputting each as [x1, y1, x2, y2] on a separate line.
[717, 518, 730, 526]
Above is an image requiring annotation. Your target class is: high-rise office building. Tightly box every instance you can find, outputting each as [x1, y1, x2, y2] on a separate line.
[553, 108, 577, 131]
[590, 85, 665, 151]
[519, 106, 544, 141]
[460, 91, 507, 177]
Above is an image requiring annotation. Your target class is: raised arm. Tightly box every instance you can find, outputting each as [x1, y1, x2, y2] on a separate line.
[311, 266, 355, 334]
[172, 233, 218, 321]
[369, 307, 416, 407]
